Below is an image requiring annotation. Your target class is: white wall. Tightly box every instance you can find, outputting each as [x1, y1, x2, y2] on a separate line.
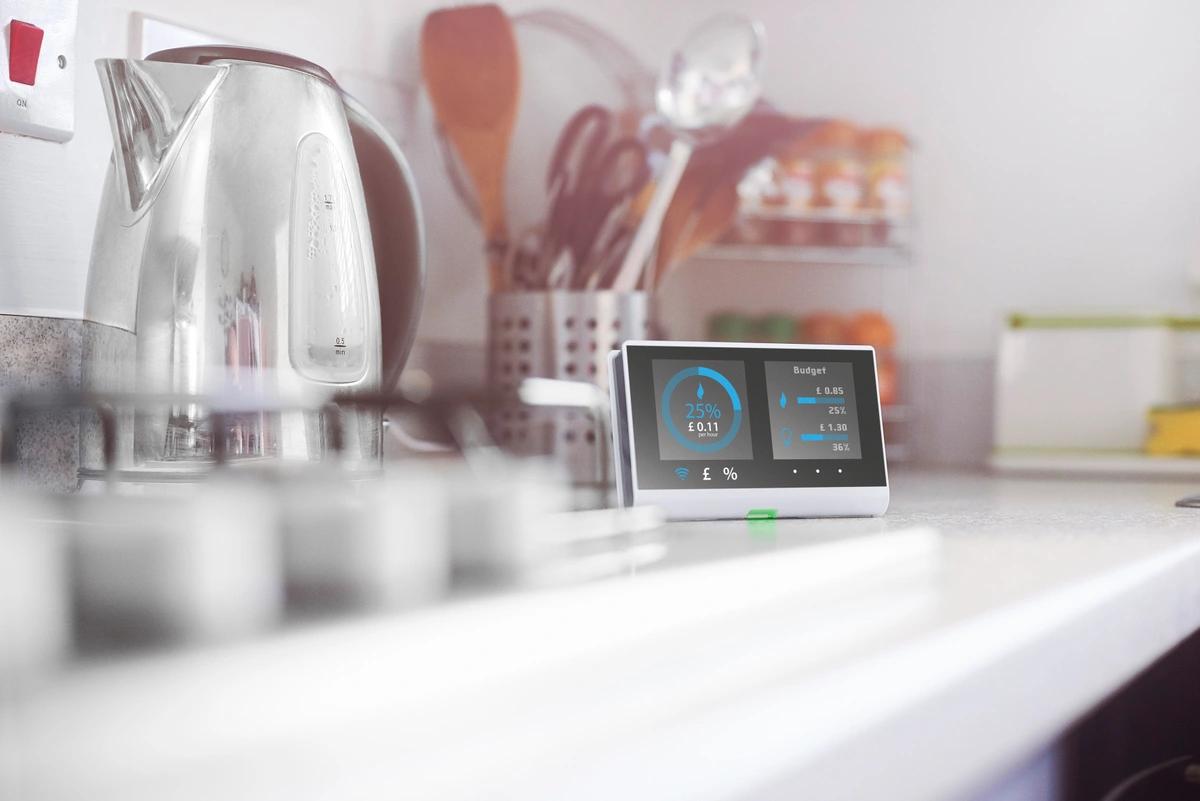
[6, 0, 1200, 363]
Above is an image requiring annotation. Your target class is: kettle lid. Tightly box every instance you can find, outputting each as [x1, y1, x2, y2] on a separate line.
[147, 45, 338, 87]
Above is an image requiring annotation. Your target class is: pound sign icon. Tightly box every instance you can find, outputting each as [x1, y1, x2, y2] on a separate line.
[702, 467, 712, 481]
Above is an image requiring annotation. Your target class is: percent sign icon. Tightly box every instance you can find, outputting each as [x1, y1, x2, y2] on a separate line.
[723, 467, 738, 480]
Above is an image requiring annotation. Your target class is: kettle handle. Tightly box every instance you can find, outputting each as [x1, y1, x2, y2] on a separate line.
[342, 95, 427, 393]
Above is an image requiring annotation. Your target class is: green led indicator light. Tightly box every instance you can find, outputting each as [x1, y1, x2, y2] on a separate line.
[746, 508, 778, 520]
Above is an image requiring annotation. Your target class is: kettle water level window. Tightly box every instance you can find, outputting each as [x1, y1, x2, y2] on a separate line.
[289, 132, 369, 384]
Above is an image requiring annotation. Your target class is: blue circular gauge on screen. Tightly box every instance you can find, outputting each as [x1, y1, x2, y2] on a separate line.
[660, 366, 743, 453]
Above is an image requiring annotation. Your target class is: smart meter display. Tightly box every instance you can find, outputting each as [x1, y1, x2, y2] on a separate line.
[621, 343, 886, 490]
[652, 359, 754, 461]
[764, 361, 861, 460]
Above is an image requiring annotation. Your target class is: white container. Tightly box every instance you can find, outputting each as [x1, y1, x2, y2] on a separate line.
[281, 466, 451, 610]
[72, 478, 282, 644]
[994, 315, 1178, 453]
[1174, 318, 1200, 403]
[448, 460, 571, 582]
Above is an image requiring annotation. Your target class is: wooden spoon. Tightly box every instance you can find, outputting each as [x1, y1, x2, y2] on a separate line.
[421, 4, 520, 290]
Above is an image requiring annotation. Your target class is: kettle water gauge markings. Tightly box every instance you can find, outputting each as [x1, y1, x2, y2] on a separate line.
[289, 132, 369, 384]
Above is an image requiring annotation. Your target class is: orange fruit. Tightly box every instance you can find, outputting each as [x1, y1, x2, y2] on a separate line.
[847, 311, 896, 349]
[801, 312, 848, 345]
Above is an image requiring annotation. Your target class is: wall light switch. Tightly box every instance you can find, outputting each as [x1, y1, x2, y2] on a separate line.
[8, 20, 44, 85]
[0, 0, 77, 141]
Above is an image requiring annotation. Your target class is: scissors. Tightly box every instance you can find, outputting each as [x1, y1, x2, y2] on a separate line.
[540, 106, 650, 287]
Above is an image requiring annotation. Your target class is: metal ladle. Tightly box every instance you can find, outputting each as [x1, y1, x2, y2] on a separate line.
[610, 13, 766, 292]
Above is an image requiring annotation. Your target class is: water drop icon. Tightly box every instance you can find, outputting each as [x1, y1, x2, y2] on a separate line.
[779, 391, 787, 408]
[696, 382, 705, 400]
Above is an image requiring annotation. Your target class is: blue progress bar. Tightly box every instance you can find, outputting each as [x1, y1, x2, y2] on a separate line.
[800, 433, 850, 442]
[697, 366, 742, 411]
[797, 396, 845, 405]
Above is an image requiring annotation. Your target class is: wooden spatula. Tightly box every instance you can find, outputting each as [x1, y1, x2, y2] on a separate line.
[655, 182, 739, 281]
[421, 4, 520, 290]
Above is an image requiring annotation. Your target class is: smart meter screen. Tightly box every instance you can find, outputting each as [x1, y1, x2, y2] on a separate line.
[764, 361, 861, 459]
[625, 344, 886, 490]
[652, 359, 754, 460]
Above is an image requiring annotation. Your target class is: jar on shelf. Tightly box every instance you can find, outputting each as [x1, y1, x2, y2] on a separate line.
[800, 311, 849, 345]
[709, 312, 758, 342]
[759, 314, 797, 343]
[776, 135, 820, 246]
[733, 158, 780, 245]
[810, 120, 867, 247]
[861, 127, 911, 246]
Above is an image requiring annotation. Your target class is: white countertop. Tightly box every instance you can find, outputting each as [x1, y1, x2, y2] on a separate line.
[6, 470, 1200, 801]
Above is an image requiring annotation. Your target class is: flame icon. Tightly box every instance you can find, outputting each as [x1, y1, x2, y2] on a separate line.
[696, 382, 704, 400]
[779, 391, 787, 408]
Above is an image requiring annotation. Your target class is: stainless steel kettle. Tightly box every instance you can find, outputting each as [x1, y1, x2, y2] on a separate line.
[81, 47, 424, 480]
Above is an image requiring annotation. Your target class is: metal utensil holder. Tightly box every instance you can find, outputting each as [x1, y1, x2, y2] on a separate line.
[488, 291, 648, 485]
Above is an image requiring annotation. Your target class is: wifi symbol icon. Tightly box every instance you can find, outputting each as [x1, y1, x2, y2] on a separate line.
[674, 466, 690, 481]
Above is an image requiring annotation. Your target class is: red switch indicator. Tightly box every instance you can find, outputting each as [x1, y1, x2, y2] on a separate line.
[8, 20, 45, 86]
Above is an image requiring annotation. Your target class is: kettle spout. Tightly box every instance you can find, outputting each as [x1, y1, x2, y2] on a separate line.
[96, 58, 226, 213]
